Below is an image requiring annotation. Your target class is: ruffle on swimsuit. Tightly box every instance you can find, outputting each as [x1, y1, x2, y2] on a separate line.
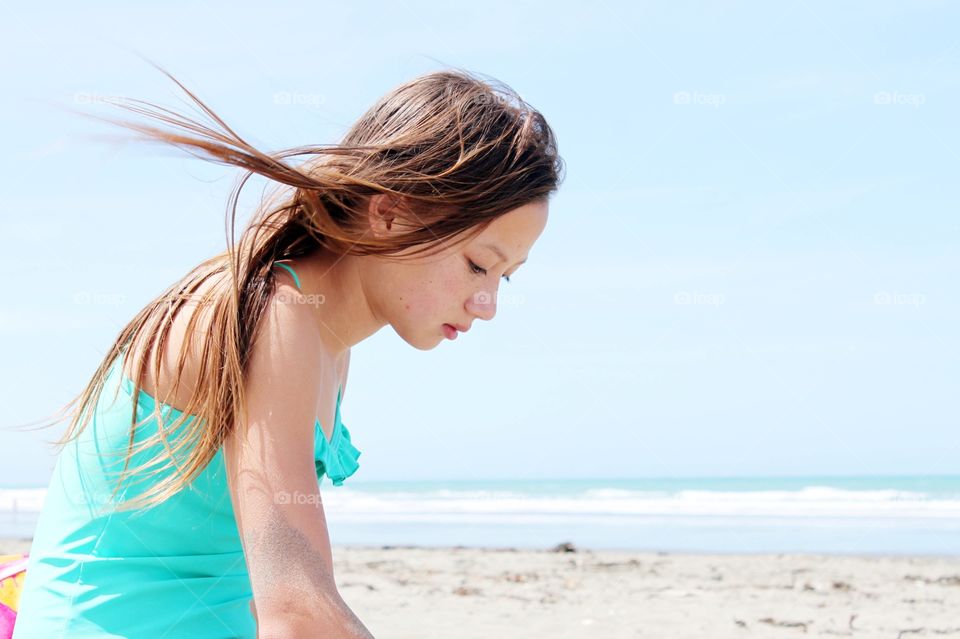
[314, 384, 361, 486]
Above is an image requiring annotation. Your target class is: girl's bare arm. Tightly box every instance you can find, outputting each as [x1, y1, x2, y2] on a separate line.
[223, 297, 373, 638]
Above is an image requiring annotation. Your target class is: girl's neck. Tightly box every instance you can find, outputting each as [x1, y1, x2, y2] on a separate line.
[291, 250, 386, 355]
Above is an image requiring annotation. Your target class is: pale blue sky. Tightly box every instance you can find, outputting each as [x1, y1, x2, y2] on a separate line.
[1, 1, 957, 486]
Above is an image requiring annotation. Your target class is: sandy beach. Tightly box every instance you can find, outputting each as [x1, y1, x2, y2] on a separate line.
[5, 538, 959, 637]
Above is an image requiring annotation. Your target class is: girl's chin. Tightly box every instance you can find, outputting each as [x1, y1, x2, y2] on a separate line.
[393, 324, 444, 351]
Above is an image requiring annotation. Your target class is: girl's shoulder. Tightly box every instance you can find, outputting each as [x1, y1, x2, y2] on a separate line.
[253, 280, 347, 417]
[120, 277, 220, 414]
[118, 271, 345, 419]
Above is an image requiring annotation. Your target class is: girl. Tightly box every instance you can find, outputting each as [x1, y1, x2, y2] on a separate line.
[10, 66, 564, 638]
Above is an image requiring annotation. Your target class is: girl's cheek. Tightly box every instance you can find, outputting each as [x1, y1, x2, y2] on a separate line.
[434, 267, 465, 296]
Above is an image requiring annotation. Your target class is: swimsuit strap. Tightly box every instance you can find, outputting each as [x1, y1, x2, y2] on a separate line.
[271, 261, 303, 291]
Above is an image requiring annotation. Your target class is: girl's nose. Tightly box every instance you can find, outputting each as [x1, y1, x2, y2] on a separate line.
[468, 289, 497, 321]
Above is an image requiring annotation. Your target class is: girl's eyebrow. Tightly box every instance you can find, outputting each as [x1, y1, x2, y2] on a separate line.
[480, 242, 527, 267]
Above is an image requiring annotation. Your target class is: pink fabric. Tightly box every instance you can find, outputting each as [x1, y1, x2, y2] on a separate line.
[0, 553, 28, 639]
[0, 601, 16, 639]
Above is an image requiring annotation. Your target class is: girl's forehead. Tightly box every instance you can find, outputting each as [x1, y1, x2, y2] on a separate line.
[473, 203, 548, 252]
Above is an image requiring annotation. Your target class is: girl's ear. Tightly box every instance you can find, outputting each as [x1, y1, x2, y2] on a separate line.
[366, 193, 419, 238]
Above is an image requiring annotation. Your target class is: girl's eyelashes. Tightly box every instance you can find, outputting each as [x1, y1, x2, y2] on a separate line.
[468, 259, 511, 283]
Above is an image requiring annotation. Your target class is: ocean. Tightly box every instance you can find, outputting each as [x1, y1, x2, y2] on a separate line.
[3, 475, 959, 555]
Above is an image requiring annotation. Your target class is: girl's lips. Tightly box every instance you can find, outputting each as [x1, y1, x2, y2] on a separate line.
[442, 323, 458, 340]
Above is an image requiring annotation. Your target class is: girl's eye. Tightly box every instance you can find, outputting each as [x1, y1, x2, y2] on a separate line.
[468, 260, 511, 283]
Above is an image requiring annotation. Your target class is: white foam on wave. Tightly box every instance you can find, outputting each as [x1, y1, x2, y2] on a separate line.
[5, 485, 959, 520]
[315, 486, 960, 520]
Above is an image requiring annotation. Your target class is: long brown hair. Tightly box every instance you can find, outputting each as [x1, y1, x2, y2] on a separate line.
[21, 63, 564, 512]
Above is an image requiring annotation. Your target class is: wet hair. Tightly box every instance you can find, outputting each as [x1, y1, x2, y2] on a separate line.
[25, 64, 564, 511]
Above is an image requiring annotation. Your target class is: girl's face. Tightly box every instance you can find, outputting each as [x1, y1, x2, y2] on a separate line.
[362, 198, 549, 350]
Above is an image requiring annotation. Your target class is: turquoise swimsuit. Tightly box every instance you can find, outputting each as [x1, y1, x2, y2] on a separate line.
[13, 262, 361, 638]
